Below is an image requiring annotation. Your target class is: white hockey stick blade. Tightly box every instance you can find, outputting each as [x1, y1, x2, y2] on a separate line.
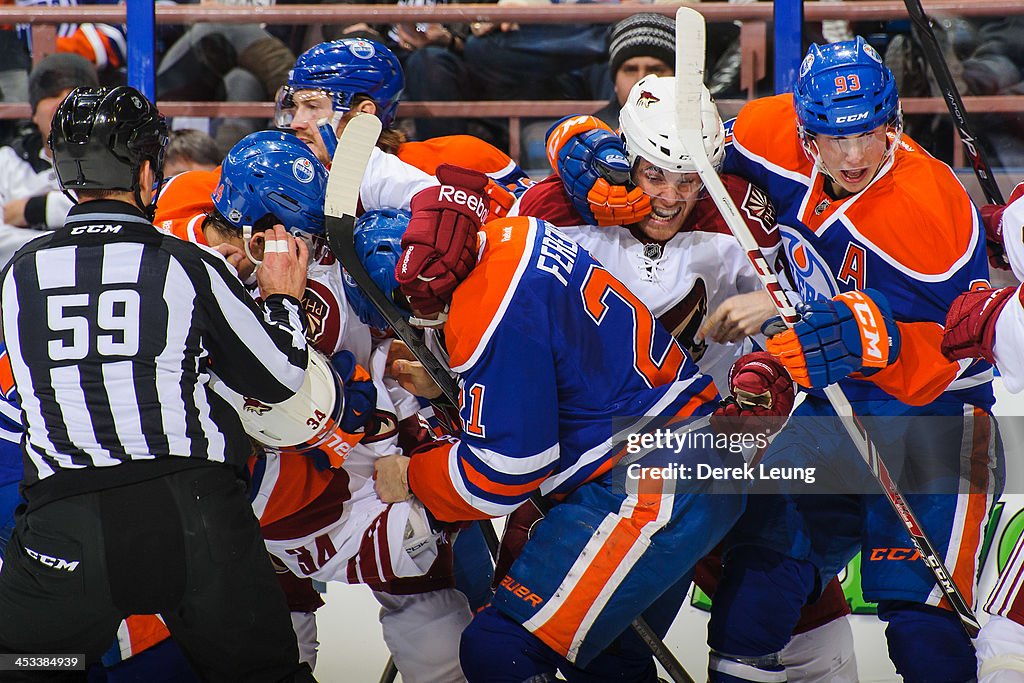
[674, 7, 705, 133]
[323, 113, 382, 219]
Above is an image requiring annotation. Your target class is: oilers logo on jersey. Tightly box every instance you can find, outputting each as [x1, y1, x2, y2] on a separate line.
[781, 229, 840, 301]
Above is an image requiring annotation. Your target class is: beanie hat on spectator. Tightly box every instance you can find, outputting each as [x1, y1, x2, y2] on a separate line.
[608, 13, 675, 79]
[28, 53, 99, 113]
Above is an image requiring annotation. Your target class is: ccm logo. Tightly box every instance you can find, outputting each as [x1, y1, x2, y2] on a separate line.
[437, 185, 488, 223]
[835, 112, 869, 124]
[25, 546, 80, 571]
[71, 224, 122, 235]
[851, 300, 884, 362]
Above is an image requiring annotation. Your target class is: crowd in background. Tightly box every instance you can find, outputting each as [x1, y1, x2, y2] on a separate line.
[0, 2, 1019, 268]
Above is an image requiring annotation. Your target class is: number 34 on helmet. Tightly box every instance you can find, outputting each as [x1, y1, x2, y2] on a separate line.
[211, 350, 357, 466]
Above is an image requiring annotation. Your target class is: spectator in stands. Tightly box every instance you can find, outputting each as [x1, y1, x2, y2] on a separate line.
[165, 129, 223, 177]
[0, 53, 98, 268]
[156, 23, 295, 150]
[593, 12, 676, 131]
[958, 17, 1024, 166]
[401, 0, 609, 148]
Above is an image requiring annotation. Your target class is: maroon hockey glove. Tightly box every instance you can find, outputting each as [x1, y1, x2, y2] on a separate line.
[492, 498, 545, 590]
[396, 164, 489, 316]
[980, 182, 1024, 271]
[941, 286, 1016, 364]
[712, 351, 795, 439]
[981, 203, 1010, 271]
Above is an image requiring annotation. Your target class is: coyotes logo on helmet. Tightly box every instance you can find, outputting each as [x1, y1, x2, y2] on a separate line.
[636, 90, 660, 108]
[244, 397, 272, 415]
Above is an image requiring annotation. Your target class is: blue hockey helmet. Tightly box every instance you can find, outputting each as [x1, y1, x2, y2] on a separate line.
[342, 208, 411, 331]
[794, 37, 901, 138]
[276, 39, 405, 128]
[213, 130, 327, 237]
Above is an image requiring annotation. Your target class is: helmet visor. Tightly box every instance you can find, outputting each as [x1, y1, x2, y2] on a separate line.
[804, 126, 888, 163]
[274, 86, 349, 128]
[630, 161, 704, 202]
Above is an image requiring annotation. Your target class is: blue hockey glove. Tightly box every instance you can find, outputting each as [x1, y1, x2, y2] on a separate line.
[765, 289, 901, 388]
[545, 115, 650, 227]
[330, 350, 377, 434]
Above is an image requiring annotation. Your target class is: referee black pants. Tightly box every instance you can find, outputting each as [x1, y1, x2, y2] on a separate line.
[0, 464, 315, 682]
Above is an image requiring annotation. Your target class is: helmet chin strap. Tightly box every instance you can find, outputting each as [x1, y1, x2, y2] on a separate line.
[409, 307, 448, 329]
[242, 225, 263, 271]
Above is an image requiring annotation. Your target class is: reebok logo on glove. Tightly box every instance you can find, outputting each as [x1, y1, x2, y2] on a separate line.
[437, 185, 488, 223]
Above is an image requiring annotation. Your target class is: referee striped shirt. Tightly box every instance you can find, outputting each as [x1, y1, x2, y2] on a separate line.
[0, 199, 309, 493]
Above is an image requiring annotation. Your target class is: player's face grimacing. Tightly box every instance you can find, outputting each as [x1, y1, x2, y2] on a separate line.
[632, 158, 702, 241]
[809, 125, 889, 196]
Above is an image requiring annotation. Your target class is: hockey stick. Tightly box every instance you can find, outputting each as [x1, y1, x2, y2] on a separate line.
[324, 114, 461, 410]
[903, 0, 1004, 207]
[674, 6, 981, 638]
[322, 113, 501, 543]
[322, 115, 498, 683]
[324, 115, 693, 680]
[903, 0, 1007, 268]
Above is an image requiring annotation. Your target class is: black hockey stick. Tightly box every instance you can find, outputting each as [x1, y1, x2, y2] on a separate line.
[675, 6, 981, 638]
[323, 114, 461, 409]
[324, 116, 695, 682]
[903, 0, 1007, 267]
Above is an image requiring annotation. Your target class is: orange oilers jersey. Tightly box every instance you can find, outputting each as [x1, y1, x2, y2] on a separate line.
[724, 94, 994, 408]
[397, 135, 527, 187]
[153, 169, 222, 246]
[406, 216, 719, 523]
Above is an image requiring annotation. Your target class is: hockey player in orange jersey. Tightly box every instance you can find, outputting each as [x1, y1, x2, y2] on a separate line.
[705, 38, 1002, 683]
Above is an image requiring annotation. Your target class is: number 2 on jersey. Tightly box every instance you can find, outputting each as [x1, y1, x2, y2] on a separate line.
[581, 266, 684, 387]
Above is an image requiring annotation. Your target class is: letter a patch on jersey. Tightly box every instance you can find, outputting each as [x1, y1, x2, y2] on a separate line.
[838, 243, 867, 291]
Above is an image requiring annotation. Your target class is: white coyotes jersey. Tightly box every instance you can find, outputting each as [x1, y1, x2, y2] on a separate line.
[359, 146, 438, 212]
[253, 341, 435, 584]
[513, 174, 785, 390]
[301, 255, 373, 368]
[992, 183, 1024, 392]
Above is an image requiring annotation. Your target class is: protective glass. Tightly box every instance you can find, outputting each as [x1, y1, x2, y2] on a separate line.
[631, 162, 704, 202]
[274, 86, 349, 128]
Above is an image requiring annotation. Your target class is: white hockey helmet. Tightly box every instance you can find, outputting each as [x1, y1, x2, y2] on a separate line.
[236, 349, 344, 451]
[618, 74, 725, 173]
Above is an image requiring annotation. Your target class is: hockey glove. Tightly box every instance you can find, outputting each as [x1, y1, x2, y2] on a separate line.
[711, 352, 795, 439]
[396, 164, 488, 316]
[545, 115, 650, 227]
[331, 350, 377, 434]
[765, 289, 901, 388]
[941, 286, 1016, 364]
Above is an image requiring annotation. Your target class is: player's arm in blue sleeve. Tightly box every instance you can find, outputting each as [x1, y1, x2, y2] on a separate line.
[407, 324, 559, 522]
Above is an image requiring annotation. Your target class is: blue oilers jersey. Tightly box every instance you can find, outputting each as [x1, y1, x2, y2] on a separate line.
[407, 217, 720, 521]
[723, 95, 994, 409]
[0, 343, 23, 487]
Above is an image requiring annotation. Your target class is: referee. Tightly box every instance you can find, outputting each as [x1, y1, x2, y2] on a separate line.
[0, 87, 317, 682]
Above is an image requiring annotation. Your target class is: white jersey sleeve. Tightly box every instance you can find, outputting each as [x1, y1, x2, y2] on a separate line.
[359, 147, 438, 212]
[993, 188, 1024, 393]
